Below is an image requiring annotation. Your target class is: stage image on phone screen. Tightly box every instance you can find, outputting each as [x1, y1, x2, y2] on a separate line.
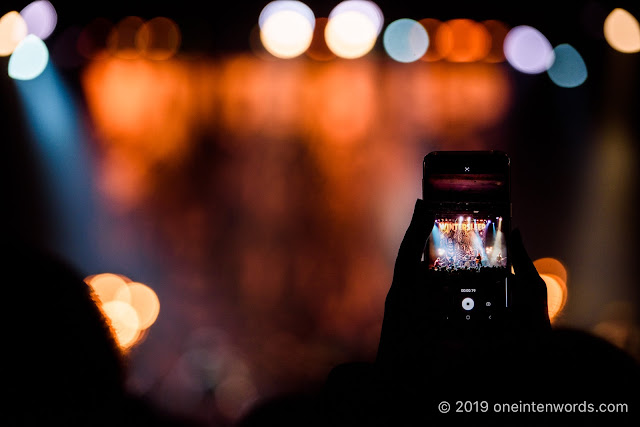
[427, 215, 507, 272]
[423, 151, 511, 319]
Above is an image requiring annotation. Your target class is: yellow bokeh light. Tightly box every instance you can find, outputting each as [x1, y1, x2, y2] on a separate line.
[115, 282, 160, 329]
[540, 273, 568, 323]
[325, 11, 378, 59]
[0, 11, 28, 56]
[604, 8, 640, 53]
[102, 300, 141, 348]
[533, 257, 567, 284]
[534, 257, 568, 322]
[87, 273, 131, 304]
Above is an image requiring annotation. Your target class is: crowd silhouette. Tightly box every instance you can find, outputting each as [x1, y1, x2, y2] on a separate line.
[7, 199, 639, 426]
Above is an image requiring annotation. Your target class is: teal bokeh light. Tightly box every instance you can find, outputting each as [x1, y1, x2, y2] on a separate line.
[383, 18, 429, 63]
[547, 44, 587, 88]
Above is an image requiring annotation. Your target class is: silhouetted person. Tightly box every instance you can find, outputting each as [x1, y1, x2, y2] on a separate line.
[322, 199, 640, 426]
[6, 242, 201, 426]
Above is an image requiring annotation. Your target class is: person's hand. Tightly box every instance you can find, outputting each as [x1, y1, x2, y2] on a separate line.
[508, 228, 552, 340]
[375, 199, 552, 381]
[375, 198, 435, 378]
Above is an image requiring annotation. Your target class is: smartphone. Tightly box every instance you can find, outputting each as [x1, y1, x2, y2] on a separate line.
[422, 151, 511, 326]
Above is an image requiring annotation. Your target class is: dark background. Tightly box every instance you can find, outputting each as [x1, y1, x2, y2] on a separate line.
[2, 1, 639, 424]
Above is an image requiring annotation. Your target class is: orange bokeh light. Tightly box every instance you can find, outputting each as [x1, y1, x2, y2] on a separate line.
[540, 273, 568, 323]
[136, 17, 181, 60]
[86, 274, 161, 349]
[442, 19, 491, 62]
[116, 282, 160, 329]
[482, 20, 509, 63]
[419, 18, 451, 62]
[83, 54, 511, 207]
[534, 257, 568, 284]
[87, 273, 131, 304]
[534, 258, 569, 323]
[107, 16, 145, 59]
[102, 300, 141, 348]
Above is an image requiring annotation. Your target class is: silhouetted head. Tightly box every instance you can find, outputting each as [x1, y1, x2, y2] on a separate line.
[7, 242, 126, 425]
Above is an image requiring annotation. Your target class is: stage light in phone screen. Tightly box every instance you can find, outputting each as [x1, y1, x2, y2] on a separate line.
[20, 1, 57, 40]
[383, 18, 428, 63]
[547, 44, 587, 88]
[0, 11, 28, 56]
[325, 0, 383, 59]
[604, 8, 640, 53]
[504, 25, 554, 74]
[259, 1, 315, 59]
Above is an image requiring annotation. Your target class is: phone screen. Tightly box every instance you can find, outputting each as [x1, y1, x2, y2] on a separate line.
[423, 151, 511, 322]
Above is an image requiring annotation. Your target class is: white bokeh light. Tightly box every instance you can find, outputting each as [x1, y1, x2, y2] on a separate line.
[259, 1, 315, 58]
[8, 34, 49, 80]
[325, 1, 383, 59]
[504, 25, 554, 74]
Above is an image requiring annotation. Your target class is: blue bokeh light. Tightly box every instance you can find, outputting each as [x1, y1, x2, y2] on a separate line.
[547, 44, 588, 88]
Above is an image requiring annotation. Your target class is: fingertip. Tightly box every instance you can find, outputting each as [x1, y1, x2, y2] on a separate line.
[511, 228, 537, 276]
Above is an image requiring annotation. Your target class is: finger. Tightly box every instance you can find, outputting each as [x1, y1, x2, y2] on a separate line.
[511, 229, 551, 324]
[510, 228, 539, 279]
[394, 199, 432, 274]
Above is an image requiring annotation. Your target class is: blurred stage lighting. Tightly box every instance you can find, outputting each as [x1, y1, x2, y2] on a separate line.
[418, 18, 450, 62]
[107, 16, 144, 59]
[305, 17, 336, 61]
[20, 0, 57, 40]
[8, 34, 49, 80]
[540, 273, 568, 323]
[547, 44, 587, 88]
[87, 273, 161, 349]
[383, 18, 429, 63]
[504, 25, 554, 74]
[444, 19, 490, 62]
[0, 11, 28, 56]
[136, 17, 181, 60]
[534, 257, 568, 323]
[259, 1, 315, 58]
[604, 8, 640, 53]
[325, 0, 383, 59]
[482, 20, 509, 63]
